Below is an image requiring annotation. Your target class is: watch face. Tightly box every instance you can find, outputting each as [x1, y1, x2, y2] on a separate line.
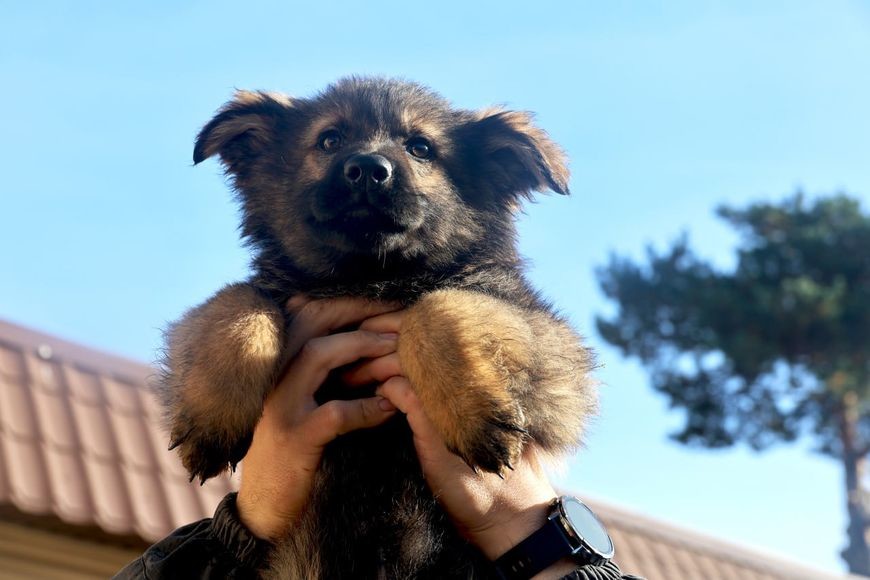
[562, 497, 614, 558]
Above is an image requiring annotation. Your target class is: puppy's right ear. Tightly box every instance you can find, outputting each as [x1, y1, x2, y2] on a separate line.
[193, 91, 297, 166]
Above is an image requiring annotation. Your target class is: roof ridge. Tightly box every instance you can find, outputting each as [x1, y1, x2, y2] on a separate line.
[0, 318, 152, 385]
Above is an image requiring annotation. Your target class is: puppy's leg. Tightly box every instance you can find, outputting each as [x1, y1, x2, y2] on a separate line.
[398, 289, 597, 474]
[158, 282, 284, 481]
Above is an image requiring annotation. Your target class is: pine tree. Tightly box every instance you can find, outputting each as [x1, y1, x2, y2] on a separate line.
[597, 193, 870, 573]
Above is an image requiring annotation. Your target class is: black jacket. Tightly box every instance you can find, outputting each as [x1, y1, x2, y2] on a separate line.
[114, 493, 641, 580]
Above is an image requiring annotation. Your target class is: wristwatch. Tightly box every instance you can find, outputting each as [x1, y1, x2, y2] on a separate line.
[493, 496, 614, 580]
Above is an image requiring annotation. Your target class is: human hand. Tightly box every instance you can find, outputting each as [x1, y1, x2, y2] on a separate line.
[235, 297, 402, 541]
[352, 312, 573, 578]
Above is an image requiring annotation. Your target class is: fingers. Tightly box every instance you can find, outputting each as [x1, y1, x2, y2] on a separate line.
[285, 297, 402, 354]
[305, 396, 397, 447]
[376, 377, 442, 444]
[341, 353, 402, 386]
[276, 331, 398, 403]
[358, 310, 403, 334]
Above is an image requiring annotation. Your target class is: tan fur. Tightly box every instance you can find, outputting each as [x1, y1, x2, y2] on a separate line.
[397, 290, 598, 472]
[399, 289, 534, 470]
[161, 283, 284, 475]
[519, 310, 599, 451]
[264, 504, 321, 580]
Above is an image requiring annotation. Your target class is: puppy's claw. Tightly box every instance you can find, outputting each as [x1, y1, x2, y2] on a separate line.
[490, 419, 529, 436]
[450, 413, 527, 475]
[168, 428, 193, 451]
[173, 426, 254, 484]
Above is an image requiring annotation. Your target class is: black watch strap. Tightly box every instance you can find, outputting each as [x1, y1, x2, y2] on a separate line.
[493, 516, 572, 580]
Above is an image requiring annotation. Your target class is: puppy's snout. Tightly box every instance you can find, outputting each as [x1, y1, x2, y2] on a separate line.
[344, 154, 393, 189]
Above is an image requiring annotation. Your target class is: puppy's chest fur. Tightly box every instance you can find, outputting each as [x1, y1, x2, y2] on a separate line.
[277, 417, 487, 579]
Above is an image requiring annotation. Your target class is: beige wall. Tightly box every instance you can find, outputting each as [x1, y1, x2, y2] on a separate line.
[0, 520, 140, 579]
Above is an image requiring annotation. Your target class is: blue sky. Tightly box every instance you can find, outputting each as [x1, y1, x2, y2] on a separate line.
[2, 0, 869, 574]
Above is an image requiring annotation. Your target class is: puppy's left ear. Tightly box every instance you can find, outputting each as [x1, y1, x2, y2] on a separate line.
[460, 109, 570, 197]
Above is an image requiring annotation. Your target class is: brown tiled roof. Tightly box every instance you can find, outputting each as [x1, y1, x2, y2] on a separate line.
[595, 500, 861, 580]
[0, 318, 237, 543]
[0, 318, 860, 579]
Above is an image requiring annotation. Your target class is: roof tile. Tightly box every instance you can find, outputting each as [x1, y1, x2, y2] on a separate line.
[664, 543, 709, 579]
[103, 376, 142, 415]
[138, 385, 164, 421]
[70, 396, 119, 461]
[28, 354, 66, 395]
[2, 434, 51, 514]
[697, 552, 733, 579]
[42, 444, 92, 525]
[81, 455, 133, 535]
[66, 366, 105, 405]
[618, 526, 667, 579]
[121, 465, 172, 541]
[108, 410, 156, 471]
[0, 431, 9, 504]
[0, 375, 38, 439]
[148, 428, 191, 480]
[161, 475, 209, 530]
[31, 387, 78, 450]
[198, 472, 235, 515]
[0, 341, 27, 381]
[608, 528, 638, 575]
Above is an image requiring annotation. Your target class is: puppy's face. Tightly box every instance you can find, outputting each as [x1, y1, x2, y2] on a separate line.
[194, 78, 569, 278]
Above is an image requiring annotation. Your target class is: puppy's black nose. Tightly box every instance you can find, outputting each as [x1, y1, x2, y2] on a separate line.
[344, 154, 393, 189]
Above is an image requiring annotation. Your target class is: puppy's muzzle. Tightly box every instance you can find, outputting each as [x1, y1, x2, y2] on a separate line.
[344, 154, 393, 193]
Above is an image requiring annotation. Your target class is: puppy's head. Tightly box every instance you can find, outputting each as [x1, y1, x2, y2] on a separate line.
[194, 77, 569, 278]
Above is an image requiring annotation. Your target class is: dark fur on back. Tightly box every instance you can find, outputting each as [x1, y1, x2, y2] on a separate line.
[160, 77, 596, 578]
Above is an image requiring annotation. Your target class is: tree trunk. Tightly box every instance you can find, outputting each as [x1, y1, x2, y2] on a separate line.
[839, 392, 870, 575]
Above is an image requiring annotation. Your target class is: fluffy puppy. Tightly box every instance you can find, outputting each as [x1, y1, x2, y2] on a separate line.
[159, 77, 597, 578]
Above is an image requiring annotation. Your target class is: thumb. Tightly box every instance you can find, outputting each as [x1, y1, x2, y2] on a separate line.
[377, 377, 453, 456]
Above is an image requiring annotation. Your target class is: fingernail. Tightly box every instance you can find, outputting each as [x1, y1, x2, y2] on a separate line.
[379, 332, 399, 340]
[378, 397, 397, 411]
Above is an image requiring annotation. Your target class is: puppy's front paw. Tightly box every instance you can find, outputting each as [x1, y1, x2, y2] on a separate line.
[158, 283, 285, 482]
[455, 396, 528, 475]
[167, 408, 256, 482]
[398, 290, 533, 475]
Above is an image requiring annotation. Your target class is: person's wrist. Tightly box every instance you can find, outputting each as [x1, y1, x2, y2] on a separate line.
[237, 491, 275, 540]
[237, 486, 297, 541]
[467, 499, 553, 561]
[470, 498, 579, 580]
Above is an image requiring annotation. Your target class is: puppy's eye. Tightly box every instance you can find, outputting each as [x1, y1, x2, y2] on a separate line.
[318, 130, 343, 152]
[406, 137, 432, 159]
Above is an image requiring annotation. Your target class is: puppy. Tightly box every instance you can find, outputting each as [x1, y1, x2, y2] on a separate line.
[159, 77, 597, 578]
